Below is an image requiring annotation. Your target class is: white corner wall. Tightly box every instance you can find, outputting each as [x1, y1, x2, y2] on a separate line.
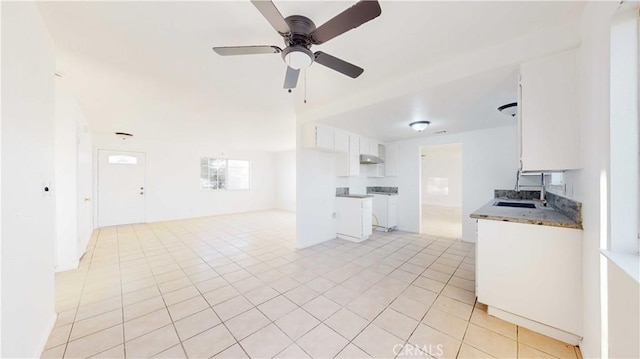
[55, 79, 93, 272]
[562, 2, 635, 357]
[92, 134, 277, 224]
[296, 137, 338, 248]
[274, 149, 296, 212]
[1, 2, 57, 357]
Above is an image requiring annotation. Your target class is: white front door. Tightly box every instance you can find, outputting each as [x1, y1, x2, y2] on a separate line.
[98, 150, 146, 227]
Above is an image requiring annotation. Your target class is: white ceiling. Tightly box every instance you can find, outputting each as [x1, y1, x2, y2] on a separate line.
[38, 1, 585, 151]
[319, 64, 519, 141]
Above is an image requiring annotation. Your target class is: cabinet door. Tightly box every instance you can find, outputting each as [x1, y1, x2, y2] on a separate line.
[334, 129, 349, 153]
[477, 220, 582, 336]
[520, 49, 580, 171]
[362, 199, 373, 237]
[316, 124, 335, 151]
[387, 195, 398, 228]
[349, 135, 360, 176]
[385, 143, 399, 176]
[370, 140, 381, 156]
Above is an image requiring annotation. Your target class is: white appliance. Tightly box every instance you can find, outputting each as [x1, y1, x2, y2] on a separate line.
[371, 193, 398, 232]
[336, 196, 373, 242]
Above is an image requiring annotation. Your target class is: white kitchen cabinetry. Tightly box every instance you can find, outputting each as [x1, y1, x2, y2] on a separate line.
[368, 143, 386, 178]
[384, 143, 399, 177]
[372, 194, 398, 231]
[519, 48, 580, 172]
[336, 134, 360, 177]
[336, 196, 373, 242]
[303, 123, 335, 151]
[477, 219, 582, 344]
[369, 140, 382, 156]
[334, 129, 349, 153]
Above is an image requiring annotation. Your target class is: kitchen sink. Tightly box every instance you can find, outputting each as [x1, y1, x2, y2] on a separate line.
[493, 201, 536, 209]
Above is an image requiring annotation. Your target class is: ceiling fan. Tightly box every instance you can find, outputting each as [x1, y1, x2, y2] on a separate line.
[212, 0, 382, 90]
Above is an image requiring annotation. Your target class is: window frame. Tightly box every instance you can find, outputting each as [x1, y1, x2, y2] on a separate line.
[200, 157, 251, 191]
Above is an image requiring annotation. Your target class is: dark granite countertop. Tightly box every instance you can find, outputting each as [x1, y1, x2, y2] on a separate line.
[470, 199, 583, 230]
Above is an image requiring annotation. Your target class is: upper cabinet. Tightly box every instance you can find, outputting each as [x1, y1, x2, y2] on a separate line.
[336, 134, 360, 177]
[334, 129, 349, 153]
[385, 143, 399, 177]
[519, 48, 581, 172]
[303, 122, 393, 178]
[303, 123, 335, 151]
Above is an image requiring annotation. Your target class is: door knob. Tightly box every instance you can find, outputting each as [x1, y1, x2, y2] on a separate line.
[140, 192, 144, 195]
[140, 187, 144, 190]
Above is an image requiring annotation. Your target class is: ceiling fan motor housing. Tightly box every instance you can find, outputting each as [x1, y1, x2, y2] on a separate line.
[284, 15, 316, 46]
[281, 15, 316, 69]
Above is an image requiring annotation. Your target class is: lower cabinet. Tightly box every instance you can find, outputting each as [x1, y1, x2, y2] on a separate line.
[336, 197, 372, 242]
[477, 219, 582, 344]
[371, 194, 398, 231]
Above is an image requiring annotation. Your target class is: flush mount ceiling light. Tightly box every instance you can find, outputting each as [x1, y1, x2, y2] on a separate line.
[498, 102, 518, 117]
[409, 121, 431, 132]
[115, 132, 133, 140]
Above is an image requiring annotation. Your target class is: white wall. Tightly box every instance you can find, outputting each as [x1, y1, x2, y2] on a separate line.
[421, 143, 463, 207]
[607, 260, 640, 359]
[1, 2, 57, 357]
[274, 150, 296, 212]
[54, 79, 93, 271]
[296, 134, 338, 248]
[93, 134, 277, 224]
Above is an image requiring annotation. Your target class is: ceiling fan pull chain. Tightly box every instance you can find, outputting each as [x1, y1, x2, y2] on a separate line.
[304, 68, 307, 104]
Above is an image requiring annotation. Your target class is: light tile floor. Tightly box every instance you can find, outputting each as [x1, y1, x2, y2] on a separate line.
[43, 210, 582, 359]
[421, 206, 462, 240]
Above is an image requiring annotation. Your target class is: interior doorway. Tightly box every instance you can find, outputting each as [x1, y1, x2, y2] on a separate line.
[98, 149, 146, 227]
[420, 143, 463, 239]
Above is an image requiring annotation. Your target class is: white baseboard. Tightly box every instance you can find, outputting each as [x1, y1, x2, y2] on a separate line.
[337, 234, 369, 242]
[488, 306, 581, 345]
[34, 313, 57, 358]
[55, 260, 79, 273]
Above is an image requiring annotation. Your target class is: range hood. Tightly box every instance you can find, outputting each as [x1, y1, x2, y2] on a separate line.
[360, 154, 384, 165]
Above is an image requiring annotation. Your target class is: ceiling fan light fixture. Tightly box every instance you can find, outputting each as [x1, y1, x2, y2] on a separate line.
[282, 46, 313, 69]
[409, 121, 431, 132]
